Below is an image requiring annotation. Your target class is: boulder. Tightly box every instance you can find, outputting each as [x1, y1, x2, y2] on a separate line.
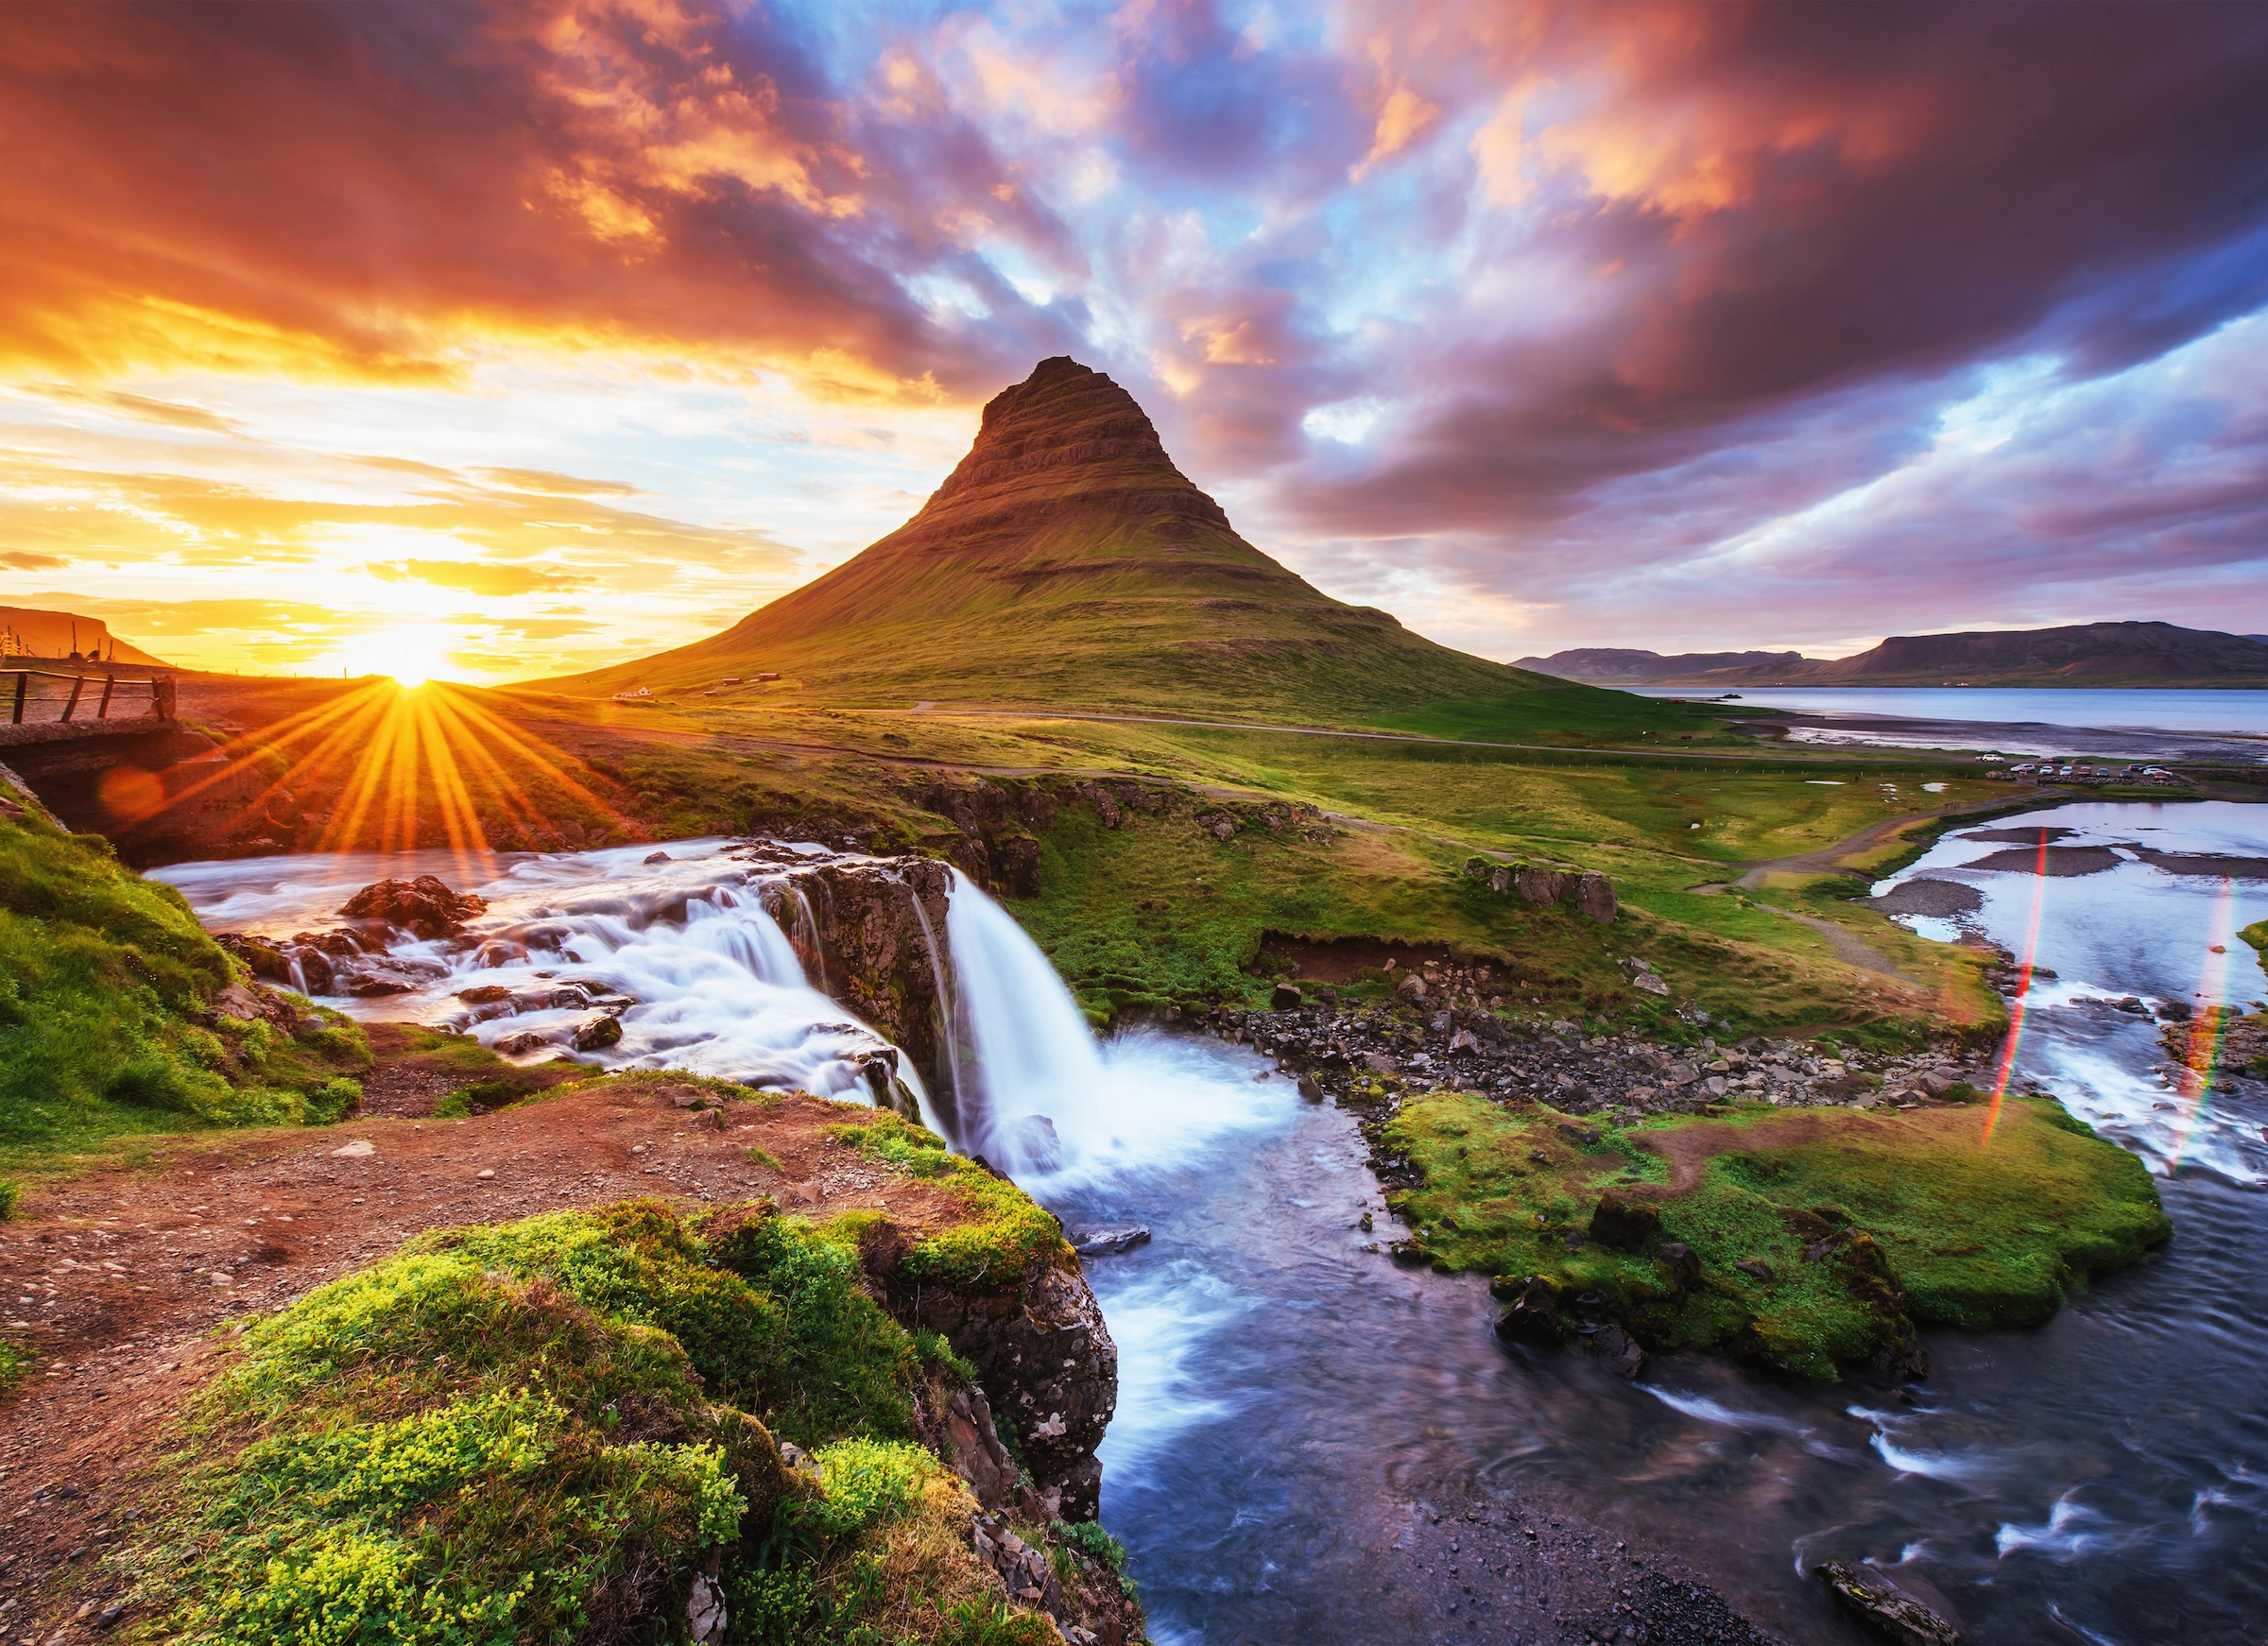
[1396, 972, 1428, 1003]
[1491, 1274, 1569, 1346]
[1270, 982, 1304, 1010]
[338, 960, 432, 997]
[1633, 970, 1671, 997]
[1573, 873, 1618, 923]
[1656, 1241, 1702, 1291]
[1487, 866, 1511, 893]
[1463, 857, 1492, 879]
[293, 947, 335, 995]
[1071, 1226, 1151, 1257]
[1514, 866, 1573, 906]
[213, 932, 291, 982]
[1582, 1322, 1649, 1379]
[1588, 1188, 1661, 1252]
[337, 874, 487, 938]
[1815, 1561, 1962, 1646]
[1920, 1068, 1962, 1097]
[572, 1013, 623, 1052]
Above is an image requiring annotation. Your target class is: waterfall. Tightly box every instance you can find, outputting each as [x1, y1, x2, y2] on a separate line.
[904, 880, 968, 1139]
[790, 887, 830, 993]
[943, 868, 1108, 1175]
[685, 892, 805, 986]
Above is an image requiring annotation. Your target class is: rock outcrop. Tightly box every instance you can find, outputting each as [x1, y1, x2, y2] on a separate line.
[870, 1239, 1119, 1522]
[1467, 856, 1618, 923]
[1815, 1561, 1963, 1645]
[338, 874, 487, 937]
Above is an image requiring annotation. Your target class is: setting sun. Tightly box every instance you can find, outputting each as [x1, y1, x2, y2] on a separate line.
[314, 626, 455, 689]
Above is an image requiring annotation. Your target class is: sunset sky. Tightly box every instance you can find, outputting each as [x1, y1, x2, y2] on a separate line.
[5, 0, 2267, 683]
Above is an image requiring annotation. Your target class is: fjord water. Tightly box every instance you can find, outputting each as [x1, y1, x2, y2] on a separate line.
[1630, 685, 2268, 761]
[161, 814, 2268, 1644]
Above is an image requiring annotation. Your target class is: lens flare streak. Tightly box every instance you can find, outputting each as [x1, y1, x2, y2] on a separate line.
[1983, 829, 2051, 1145]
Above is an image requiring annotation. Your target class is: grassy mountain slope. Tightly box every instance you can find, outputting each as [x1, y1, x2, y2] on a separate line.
[539, 358, 1692, 733]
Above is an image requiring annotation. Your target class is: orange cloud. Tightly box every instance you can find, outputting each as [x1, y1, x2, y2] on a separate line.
[0, 1, 1020, 400]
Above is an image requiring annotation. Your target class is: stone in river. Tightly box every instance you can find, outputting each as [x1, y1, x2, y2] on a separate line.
[1072, 1226, 1152, 1257]
[572, 1013, 624, 1052]
[337, 874, 487, 938]
[1815, 1560, 1962, 1646]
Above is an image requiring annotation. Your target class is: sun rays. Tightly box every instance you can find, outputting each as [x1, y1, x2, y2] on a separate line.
[124, 677, 635, 876]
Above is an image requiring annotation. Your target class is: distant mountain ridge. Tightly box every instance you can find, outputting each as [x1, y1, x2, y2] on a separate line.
[541, 358, 1603, 723]
[1519, 623, 2268, 688]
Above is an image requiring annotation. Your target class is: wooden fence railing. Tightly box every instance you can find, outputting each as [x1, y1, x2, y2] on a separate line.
[3, 667, 175, 726]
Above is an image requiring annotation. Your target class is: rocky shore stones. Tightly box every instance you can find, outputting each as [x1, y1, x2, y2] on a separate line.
[1815, 1561, 1962, 1645]
[1492, 1274, 1569, 1346]
[337, 873, 487, 937]
[1868, 879, 1985, 917]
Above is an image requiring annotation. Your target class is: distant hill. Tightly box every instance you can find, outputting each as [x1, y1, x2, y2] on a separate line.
[540, 358, 1668, 733]
[1513, 648, 1809, 685]
[0, 603, 168, 666]
[1521, 623, 2268, 688]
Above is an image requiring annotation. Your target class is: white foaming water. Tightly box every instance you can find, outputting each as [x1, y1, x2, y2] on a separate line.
[158, 839, 926, 1112]
[159, 843, 1288, 1177]
[1088, 1264, 1249, 1474]
[1639, 1387, 1812, 1435]
[937, 872, 1289, 1182]
[1994, 1490, 2119, 1560]
[1868, 800, 2268, 1185]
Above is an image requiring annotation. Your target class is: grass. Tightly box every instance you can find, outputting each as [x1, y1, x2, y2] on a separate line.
[829, 1112, 1068, 1286]
[0, 794, 372, 1165]
[1383, 1089, 2169, 1380]
[129, 1198, 1099, 1646]
[998, 769, 1999, 1046]
[365, 1023, 590, 1117]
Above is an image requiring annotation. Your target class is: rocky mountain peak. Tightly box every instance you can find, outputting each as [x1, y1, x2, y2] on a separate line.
[910, 356, 1220, 535]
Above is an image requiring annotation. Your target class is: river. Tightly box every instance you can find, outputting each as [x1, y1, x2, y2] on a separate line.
[157, 803, 2268, 1645]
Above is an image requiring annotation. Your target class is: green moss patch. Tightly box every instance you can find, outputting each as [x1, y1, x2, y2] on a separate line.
[1384, 1090, 2170, 1380]
[131, 1198, 1094, 1645]
[828, 1112, 1067, 1286]
[0, 805, 370, 1161]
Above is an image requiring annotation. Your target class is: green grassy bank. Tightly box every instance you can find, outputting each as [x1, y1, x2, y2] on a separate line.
[1383, 1090, 2170, 1380]
[124, 1190, 1127, 1646]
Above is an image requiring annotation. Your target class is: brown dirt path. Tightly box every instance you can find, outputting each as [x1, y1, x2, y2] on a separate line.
[0, 1079, 969, 1641]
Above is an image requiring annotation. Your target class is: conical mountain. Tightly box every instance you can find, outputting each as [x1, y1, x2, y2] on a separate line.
[551, 357, 1576, 723]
